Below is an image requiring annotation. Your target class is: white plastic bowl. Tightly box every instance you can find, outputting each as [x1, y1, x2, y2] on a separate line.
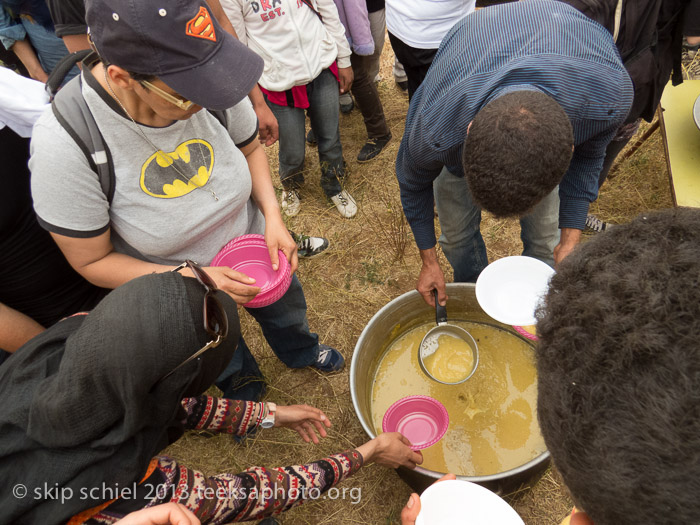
[475, 256, 554, 326]
[416, 479, 524, 525]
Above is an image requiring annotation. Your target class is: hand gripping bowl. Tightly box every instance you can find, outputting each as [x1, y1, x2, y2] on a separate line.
[211, 234, 292, 308]
[350, 283, 551, 494]
[382, 396, 450, 451]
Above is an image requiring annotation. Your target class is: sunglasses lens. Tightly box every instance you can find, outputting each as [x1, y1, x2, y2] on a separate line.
[204, 294, 228, 338]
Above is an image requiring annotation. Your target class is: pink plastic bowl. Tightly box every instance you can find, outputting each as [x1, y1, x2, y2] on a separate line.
[513, 325, 539, 341]
[211, 234, 292, 308]
[382, 395, 449, 450]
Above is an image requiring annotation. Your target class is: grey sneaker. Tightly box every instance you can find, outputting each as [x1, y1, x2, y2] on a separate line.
[340, 93, 354, 113]
[281, 189, 301, 217]
[330, 190, 357, 218]
[291, 232, 330, 258]
[583, 214, 609, 234]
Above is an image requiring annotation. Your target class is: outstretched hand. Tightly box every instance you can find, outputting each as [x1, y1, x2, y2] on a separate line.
[274, 404, 332, 444]
[357, 432, 423, 470]
[114, 503, 200, 525]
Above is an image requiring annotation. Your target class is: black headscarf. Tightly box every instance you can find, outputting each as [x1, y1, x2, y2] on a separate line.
[0, 272, 240, 525]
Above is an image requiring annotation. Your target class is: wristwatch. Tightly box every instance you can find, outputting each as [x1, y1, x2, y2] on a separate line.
[261, 402, 277, 429]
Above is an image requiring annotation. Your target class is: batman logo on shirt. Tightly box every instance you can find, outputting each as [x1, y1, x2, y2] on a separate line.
[140, 140, 214, 199]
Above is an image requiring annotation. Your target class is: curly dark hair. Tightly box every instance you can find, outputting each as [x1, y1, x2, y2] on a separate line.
[462, 91, 573, 217]
[535, 207, 700, 525]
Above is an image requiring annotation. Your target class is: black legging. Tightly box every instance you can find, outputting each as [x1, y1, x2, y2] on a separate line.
[388, 32, 438, 100]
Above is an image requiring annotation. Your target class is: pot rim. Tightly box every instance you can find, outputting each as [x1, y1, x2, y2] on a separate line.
[350, 286, 551, 483]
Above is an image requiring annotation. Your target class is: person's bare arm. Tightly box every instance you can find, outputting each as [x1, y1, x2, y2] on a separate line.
[61, 33, 90, 53]
[209, 0, 279, 145]
[50, 230, 260, 304]
[417, 247, 448, 307]
[208, 0, 238, 37]
[0, 303, 45, 352]
[688, 35, 700, 45]
[50, 230, 165, 289]
[240, 140, 298, 273]
[553, 227, 582, 267]
[356, 432, 424, 469]
[247, 86, 279, 146]
[11, 39, 48, 82]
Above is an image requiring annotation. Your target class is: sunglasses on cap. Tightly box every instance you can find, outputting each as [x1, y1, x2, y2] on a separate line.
[155, 260, 228, 385]
[87, 31, 195, 111]
[140, 80, 195, 110]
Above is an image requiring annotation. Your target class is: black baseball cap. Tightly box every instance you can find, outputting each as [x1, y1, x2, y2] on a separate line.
[85, 0, 264, 110]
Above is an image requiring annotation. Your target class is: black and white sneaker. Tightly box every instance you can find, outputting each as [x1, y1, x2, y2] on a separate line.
[290, 231, 330, 258]
[583, 214, 609, 234]
[281, 189, 301, 217]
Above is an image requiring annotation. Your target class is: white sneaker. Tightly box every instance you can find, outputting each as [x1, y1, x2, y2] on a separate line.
[330, 190, 357, 218]
[281, 189, 301, 217]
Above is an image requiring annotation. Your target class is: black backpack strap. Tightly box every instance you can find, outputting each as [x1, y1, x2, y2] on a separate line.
[208, 109, 228, 129]
[51, 63, 224, 205]
[51, 75, 115, 203]
[45, 49, 92, 100]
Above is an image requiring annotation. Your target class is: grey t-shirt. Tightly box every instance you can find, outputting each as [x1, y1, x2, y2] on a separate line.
[30, 70, 264, 266]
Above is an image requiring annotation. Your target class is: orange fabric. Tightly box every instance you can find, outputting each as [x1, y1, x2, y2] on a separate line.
[186, 6, 216, 42]
[66, 458, 160, 524]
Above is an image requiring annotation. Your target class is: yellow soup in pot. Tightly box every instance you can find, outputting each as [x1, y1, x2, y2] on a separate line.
[371, 321, 546, 477]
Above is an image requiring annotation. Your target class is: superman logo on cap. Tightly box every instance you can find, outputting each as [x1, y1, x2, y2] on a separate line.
[186, 6, 216, 42]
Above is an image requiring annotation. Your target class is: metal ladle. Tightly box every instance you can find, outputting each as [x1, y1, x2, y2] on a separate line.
[418, 290, 479, 385]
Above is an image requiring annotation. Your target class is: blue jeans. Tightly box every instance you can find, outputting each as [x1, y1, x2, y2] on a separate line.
[22, 18, 78, 83]
[267, 69, 345, 197]
[215, 274, 319, 400]
[433, 167, 560, 283]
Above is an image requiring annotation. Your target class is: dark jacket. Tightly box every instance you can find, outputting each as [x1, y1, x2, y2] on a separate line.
[560, 0, 697, 123]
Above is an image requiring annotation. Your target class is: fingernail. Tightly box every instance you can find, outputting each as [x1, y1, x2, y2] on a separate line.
[406, 495, 414, 509]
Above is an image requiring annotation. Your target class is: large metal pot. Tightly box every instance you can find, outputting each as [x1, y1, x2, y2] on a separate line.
[350, 283, 550, 494]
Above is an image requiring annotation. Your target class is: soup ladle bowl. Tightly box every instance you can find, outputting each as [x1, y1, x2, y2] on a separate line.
[418, 290, 479, 385]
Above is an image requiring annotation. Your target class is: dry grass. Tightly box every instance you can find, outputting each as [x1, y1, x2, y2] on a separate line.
[164, 40, 675, 524]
